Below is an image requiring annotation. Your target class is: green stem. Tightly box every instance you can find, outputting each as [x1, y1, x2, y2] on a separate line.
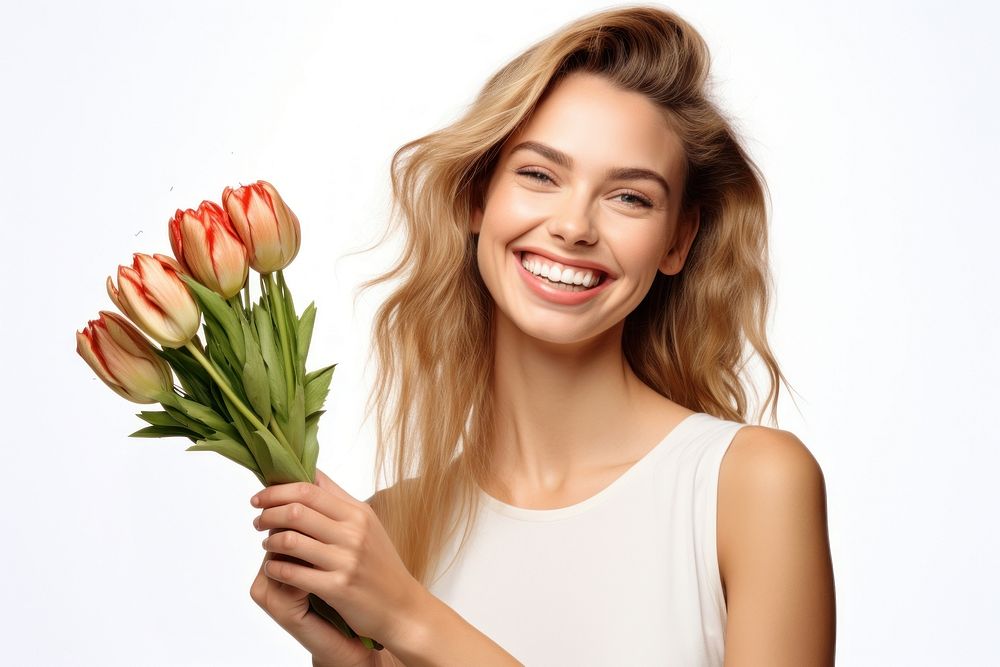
[266, 272, 296, 405]
[183, 341, 294, 454]
[269, 415, 290, 448]
[243, 282, 251, 319]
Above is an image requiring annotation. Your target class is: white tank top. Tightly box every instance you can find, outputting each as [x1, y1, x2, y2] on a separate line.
[426, 411, 748, 666]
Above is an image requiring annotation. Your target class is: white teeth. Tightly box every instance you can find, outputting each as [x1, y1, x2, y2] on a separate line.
[520, 252, 602, 288]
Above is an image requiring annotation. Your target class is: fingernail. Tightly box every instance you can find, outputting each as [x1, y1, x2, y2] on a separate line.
[253, 515, 260, 529]
[250, 494, 261, 507]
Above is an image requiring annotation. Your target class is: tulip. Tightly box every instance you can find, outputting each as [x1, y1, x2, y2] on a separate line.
[168, 200, 249, 299]
[76, 311, 174, 403]
[107, 253, 201, 348]
[222, 180, 301, 273]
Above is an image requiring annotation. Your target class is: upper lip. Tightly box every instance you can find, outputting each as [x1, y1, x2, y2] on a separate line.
[514, 247, 616, 279]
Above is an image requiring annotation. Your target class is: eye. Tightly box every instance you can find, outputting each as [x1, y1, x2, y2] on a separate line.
[515, 168, 554, 184]
[515, 169, 654, 209]
[615, 190, 654, 209]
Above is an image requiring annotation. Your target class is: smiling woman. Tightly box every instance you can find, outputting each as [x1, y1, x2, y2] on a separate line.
[251, 5, 836, 666]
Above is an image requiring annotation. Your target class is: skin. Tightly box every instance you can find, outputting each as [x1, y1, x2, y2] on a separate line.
[252, 71, 836, 665]
[470, 71, 700, 504]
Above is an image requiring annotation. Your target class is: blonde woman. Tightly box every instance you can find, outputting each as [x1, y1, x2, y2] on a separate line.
[248, 6, 836, 666]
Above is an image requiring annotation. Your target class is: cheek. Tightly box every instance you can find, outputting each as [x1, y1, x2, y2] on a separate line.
[480, 182, 548, 236]
[608, 228, 670, 278]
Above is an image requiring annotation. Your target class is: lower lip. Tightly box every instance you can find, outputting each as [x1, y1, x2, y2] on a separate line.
[514, 252, 613, 306]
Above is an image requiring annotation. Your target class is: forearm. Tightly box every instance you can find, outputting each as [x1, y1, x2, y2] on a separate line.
[382, 588, 523, 667]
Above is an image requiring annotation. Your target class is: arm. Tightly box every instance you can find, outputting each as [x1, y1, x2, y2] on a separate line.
[377, 588, 523, 667]
[361, 491, 523, 667]
[717, 427, 837, 667]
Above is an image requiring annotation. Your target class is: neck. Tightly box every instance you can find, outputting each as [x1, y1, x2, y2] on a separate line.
[487, 309, 675, 495]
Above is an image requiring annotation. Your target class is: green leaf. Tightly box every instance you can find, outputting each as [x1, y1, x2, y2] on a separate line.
[155, 390, 240, 441]
[155, 346, 213, 406]
[304, 364, 336, 385]
[278, 270, 296, 318]
[241, 316, 271, 425]
[136, 410, 182, 428]
[287, 381, 305, 461]
[161, 406, 214, 438]
[253, 302, 287, 421]
[305, 364, 336, 417]
[220, 392, 266, 470]
[129, 424, 201, 439]
[204, 310, 244, 383]
[252, 428, 309, 485]
[178, 273, 245, 367]
[296, 301, 316, 379]
[187, 432, 262, 477]
[302, 411, 321, 482]
[274, 272, 300, 386]
[204, 332, 252, 412]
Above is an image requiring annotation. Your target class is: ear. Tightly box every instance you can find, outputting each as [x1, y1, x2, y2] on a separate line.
[658, 205, 700, 276]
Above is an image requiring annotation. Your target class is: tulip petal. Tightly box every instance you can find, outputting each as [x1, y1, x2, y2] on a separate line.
[247, 188, 283, 271]
[260, 181, 302, 267]
[180, 212, 222, 293]
[93, 323, 168, 400]
[212, 217, 250, 297]
[223, 185, 253, 251]
[102, 310, 153, 358]
[100, 311, 174, 389]
[118, 262, 177, 345]
[76, 327, 116, 386]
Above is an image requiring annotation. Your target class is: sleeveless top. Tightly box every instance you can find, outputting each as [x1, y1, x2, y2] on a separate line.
[425, 411, 749, 666]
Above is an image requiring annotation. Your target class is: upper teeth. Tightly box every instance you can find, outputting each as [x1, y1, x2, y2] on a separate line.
[520, 252, 603, 288]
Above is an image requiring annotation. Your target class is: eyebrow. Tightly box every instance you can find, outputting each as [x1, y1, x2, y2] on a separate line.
[508, 140, 671, 197]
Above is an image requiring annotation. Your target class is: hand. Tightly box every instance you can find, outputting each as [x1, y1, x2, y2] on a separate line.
[251, 468, 428, 652]
[250, 539, 374, 667]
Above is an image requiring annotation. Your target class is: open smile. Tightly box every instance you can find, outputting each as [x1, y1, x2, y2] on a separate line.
[513, 250, 615, 305]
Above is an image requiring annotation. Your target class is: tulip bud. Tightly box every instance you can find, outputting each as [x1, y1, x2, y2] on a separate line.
[222, 180, 301, 274]
[169, 200, 249, 298]
[107, 253, 201, 348]
[76, 311, 174, 403]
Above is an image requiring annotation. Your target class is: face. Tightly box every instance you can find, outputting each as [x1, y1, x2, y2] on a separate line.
[471, 71, 699, 346]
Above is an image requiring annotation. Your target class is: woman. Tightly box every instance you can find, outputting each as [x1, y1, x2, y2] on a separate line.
[248, 6, 836, 666]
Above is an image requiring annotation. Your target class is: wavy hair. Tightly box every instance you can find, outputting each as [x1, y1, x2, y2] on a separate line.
[355, 4, 796, 588]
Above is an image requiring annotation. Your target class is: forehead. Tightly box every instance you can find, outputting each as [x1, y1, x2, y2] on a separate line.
[500, 72, 685, 186]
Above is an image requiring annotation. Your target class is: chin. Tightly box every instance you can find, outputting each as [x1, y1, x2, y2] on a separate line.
[500, 309, 622, 348]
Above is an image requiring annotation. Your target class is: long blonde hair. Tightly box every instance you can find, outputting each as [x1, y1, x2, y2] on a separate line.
[356, 4, 795, 587]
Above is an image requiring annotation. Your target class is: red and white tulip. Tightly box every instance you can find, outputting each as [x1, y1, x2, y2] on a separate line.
[222, 180, 301, 274]
[106, 253, 201, 348]
[76, 311, 174, 403]
[168, 200, 249, 299]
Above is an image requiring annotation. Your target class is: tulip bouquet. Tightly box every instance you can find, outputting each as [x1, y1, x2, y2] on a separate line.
[75, 180, 382, 651]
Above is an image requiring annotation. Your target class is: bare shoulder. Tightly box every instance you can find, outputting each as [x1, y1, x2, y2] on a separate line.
[716, 425, 837, 666]
[364, 477, 421, 517]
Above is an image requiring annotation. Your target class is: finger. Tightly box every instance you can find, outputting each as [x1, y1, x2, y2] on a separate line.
[262, 529, 342, 571]
[264, 554, 344, 601]
[252, 481, 358, 522]
[255, 501, 351, 547]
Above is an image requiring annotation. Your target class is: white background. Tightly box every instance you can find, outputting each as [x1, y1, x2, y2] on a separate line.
[2, 0, 997, 665]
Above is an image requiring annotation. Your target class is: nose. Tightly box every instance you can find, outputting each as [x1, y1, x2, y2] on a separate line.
[546, 195, 598, 246]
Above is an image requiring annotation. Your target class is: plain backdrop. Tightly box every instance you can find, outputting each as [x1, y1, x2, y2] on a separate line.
[2, 0, 998, 665]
